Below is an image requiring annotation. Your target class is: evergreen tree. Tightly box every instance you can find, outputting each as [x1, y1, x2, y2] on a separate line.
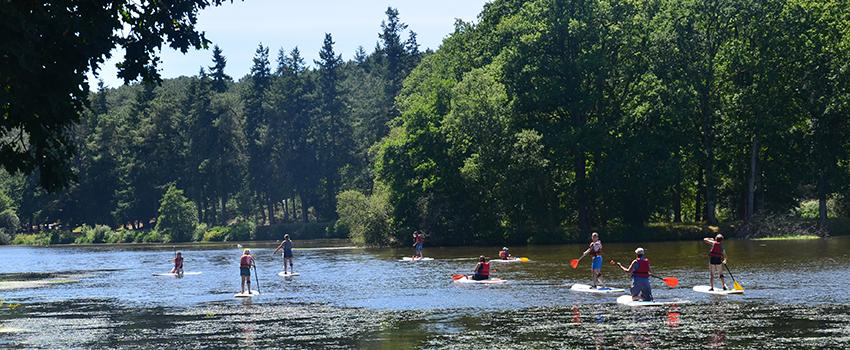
[209, 45, 232, 93]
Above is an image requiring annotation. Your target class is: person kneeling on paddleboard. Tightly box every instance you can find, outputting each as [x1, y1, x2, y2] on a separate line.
[499, 247, 511, 260]
[471, 256, 490, 280]
[703, 234, 728, 291]
[240, 249, 255, 294]
[615, 248, 653, 301]
[273, 234, 294, 274]
[577, 232, 604, 288]
[171, 251, 184, 276]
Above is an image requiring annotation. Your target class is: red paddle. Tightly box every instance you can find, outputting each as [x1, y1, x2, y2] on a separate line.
[610, 260, 679, 288]
[570, 259, 579, 269]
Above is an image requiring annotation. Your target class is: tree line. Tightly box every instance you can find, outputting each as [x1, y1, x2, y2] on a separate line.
[339, 0, 850, 246]
[0, 7, 422, 242]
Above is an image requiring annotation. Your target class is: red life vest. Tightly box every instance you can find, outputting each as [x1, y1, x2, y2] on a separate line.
[240, 255, 253, 268]
[499, 251, 509, 259]
[632, 258, 650, 278]
[477, 262, 490, 277]
[709, 241, 723, 257]
[174, 256, 184, 269]
[589, 241, 602, 257]
[414, 235, 424, 244]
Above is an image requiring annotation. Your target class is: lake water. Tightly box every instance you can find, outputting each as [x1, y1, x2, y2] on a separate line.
[1, 237, 849, 348]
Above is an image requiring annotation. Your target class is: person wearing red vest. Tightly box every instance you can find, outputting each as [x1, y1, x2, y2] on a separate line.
[170, 251, 184, 276]
[239, 249, 255, 294]
[577, 232, 604, 288]
[412, 230, 425, 259]
[703, 234, 728, 291]
[498, 247, 511, 260]
[616, 247, 653, 301]
[472, 256, 490, 280]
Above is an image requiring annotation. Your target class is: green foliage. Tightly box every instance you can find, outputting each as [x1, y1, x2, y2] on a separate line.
[74, 225, 114, 244]
[155, 184, 198, 243]
[228, 220, 256, 241]
[202, 226, 230, 242]
[336, 187, 392, 246]
[12, 234, 51, 246]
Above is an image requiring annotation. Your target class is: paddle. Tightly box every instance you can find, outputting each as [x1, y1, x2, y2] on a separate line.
[570, 259, 579, 269]
[610, 260, 679, 288]
[253, 265, 260, 294]
[723, 263, 744, 291]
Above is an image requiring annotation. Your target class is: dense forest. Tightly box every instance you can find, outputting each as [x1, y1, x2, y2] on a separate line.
[2, 0, 850, 247]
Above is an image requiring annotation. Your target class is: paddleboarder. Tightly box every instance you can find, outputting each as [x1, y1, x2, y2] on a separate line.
[170, 251, 184, 276]
[412, 230, 425, 259]
[499, 247, 512, 260]
[615, 247, 653, 301]
[576, 232, 604, 288]
[273, 234, 295, 274]
[470, 255, 491, 280]
[703, 234, 728, 291]
[240, 249, 256, 294]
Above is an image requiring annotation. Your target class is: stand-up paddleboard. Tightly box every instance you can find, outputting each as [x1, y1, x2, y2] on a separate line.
[399, 257, 434, 262]
[234, 290, 260, 298]
[152, 272, 202, 277]
[453, 276, 507, 284]
[616, 295, 685, 307]
[277, 271, 300, 277]
[490, 257, 527, 263]
[570, 283, 625, 294]
[692, 285, 744, 295]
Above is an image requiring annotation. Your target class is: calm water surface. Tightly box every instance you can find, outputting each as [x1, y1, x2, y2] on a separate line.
[1, 237, 849, 349]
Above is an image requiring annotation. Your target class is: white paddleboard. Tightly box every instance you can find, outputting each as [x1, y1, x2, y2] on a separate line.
[616, 295, 685, 307]
[234, 290, 260, 298]
[693, 285, 744, 295]
[570, 283, 625, 294]
[399, 257, 434, 262]
[490, 258, 524, 263]
[277, 271, 300, 277]
[453, 276, 507, 284]
[152, 272, 202, 277]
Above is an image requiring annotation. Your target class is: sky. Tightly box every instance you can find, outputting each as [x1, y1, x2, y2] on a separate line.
[93, 0, 490, 88]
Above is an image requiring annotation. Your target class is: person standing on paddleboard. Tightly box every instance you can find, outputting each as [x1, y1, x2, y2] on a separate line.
[240, 249, 256, 294]
[703, 234, 728, 291]
[615, 247, 653, 301]
[171, 251, 184, 276]
[471, 256, 491, 280]
[412, 230, 425, 259]
[273, 234, 294, 274]
[576, 232, 604, 288]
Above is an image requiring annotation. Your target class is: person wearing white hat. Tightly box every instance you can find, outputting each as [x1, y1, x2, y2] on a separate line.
[615, 247, 653, 301]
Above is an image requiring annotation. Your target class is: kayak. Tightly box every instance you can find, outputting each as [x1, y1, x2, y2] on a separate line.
[570, 283, 625, 294]
[490, 257, 527, 263]
[453, 276, 507, 284]
[616, 295, 686, 307]
[277, 271, 300, 277]
[152, 272, 202, 277]
[692, 285, 744, 295]
[234, 290, 260, 298]
[399, 257, 434, 262]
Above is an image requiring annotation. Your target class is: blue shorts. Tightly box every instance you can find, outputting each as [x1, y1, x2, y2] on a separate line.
[240, 267, 251, 277]
[591, 256, 603, 270]
[284, 250, 293, 258]
[631, 276, 653, 301]
[415, 242, 423, 252]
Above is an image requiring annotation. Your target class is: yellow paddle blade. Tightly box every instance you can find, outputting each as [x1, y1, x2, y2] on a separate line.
[733, 281, 744, 291]
[519, 257, 529, 262]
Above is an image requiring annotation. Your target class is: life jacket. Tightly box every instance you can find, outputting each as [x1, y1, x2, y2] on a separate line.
[632, 258, 650, 278]
[240, 255, 253, 268]
[709, 241, 723, 257]
[174, 256, 184, 268]
[589, 241, 602, 257]
[414, 235, 424, 244]
[499, 250, 509, 259]
[477, 262, 490, 277]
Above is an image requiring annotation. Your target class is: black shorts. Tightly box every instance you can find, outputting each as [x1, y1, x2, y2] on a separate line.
[710, 256, 723, 265]
[472, 274, 489, 281]
[240, 267, 251, 276]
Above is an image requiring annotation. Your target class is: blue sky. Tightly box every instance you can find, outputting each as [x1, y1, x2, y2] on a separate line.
[93, 0, 489, 87]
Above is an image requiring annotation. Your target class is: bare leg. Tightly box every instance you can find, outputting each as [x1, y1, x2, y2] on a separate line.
[709, 265, 715, 290]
